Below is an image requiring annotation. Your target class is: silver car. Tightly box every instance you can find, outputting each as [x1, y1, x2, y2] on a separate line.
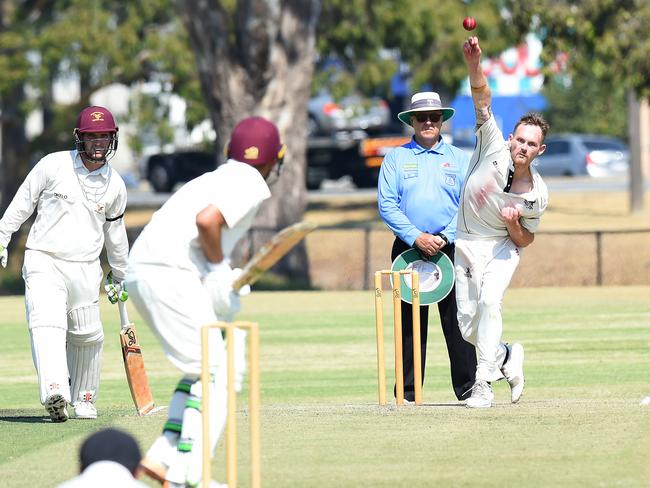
[308, 91, 391, 136]
[535, 133, 629, 177]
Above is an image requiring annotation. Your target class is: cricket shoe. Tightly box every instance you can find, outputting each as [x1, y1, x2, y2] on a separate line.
[45, 393, 69, 422]
[466, 380, 494, 408]
[501, 343, 525, 403]
[73, 401, 97, 419]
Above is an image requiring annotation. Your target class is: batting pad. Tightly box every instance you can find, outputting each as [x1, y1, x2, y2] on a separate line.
[67, 305, 104, 403]
[30, 326, 71, 404]
[165, 375, 227, 486]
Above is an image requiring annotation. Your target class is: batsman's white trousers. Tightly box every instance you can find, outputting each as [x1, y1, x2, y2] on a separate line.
[454, 237, 520, 382]
[125, 263, 226, 376]
[22, 249, 103, 404]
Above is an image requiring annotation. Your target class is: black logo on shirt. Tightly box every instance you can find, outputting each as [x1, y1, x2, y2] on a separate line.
[464, 267, 472, 278]
[524, 200, 534, 210]
[54, 192, 68, 200]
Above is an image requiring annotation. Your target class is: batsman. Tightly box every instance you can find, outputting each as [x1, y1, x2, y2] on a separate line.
[126, 116, 286, 488]
[0, 106, 130, 421]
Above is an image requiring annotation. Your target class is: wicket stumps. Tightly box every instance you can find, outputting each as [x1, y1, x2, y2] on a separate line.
[374, 270, 422, 406]
[201, 322, 261, 488]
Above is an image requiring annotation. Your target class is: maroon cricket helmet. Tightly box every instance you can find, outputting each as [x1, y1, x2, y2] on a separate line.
[74, 106, 119, 162]
[227, 116, 285, 166]
[76, 106, 119, 133]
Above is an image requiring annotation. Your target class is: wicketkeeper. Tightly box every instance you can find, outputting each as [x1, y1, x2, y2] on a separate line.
[0, 106, 130, 421]
[127, 116, 285, 488]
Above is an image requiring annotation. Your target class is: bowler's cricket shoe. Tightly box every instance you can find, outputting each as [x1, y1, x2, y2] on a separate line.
[73, 401, 97, 419]
[466, 380, 494, 408]
[45, 393, 69, 422]
[501, 343, 525, 403]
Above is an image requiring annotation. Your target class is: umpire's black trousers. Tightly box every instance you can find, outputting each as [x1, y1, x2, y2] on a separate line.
[391, 238, 477, 401]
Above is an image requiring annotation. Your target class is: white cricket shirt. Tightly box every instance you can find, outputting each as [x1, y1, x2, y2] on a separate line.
[0, 150, 128, 271]
[128, 159, 271, 275]
[457, 115, 548, 239]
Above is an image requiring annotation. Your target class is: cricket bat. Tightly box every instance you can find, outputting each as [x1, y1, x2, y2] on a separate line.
[233, 221, 318, 290]
[118, 301, 155, 416]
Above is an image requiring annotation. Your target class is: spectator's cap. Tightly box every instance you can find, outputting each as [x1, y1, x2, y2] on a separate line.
[227, 116, 286, 166]
[79, 428, 141, 474]
[76, 106, 119, 133]
[397, 92, 455, 127]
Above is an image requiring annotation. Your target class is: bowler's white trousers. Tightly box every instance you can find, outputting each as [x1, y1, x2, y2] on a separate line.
[454, 237, 521, 382]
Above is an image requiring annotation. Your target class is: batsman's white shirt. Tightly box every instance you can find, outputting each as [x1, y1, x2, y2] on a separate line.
[457, 115, 548, 240]
[128, 159, 270, 274]
[126, 160, 271, 374]
[0, 150, 129, 277]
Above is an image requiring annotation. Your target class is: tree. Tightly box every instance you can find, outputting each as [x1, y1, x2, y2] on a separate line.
[175, 0, 321, 284]
[0, 0, 183, 215]
[315, 0, 517, 102]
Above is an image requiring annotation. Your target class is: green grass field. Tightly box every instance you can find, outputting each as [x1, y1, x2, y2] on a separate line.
[1, 287, 650, 487]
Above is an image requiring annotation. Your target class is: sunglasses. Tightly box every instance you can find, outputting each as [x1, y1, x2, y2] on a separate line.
[413, 112, 443, 123]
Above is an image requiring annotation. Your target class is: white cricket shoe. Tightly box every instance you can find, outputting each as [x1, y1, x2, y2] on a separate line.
[466, 380, 494, 408]
[73, 401, 97, 419]
[501, 343, 525, 403]
[45, 393, 69, 422]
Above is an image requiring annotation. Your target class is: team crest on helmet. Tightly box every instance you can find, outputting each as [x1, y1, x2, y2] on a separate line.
[244, 146, 260, 160]
[90, 111, 106, 122]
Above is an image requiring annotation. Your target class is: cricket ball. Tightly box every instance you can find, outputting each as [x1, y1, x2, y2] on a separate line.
[463, 16, 477, 31]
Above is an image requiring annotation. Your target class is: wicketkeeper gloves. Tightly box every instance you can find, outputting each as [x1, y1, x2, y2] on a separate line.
[0, 245, 7, 268]
[105, 270, 129, 304]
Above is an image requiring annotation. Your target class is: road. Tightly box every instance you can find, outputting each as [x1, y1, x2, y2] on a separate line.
[127, 175, 649, 208]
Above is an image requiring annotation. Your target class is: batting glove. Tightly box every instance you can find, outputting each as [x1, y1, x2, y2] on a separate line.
[231, 268, 251, 296]
[105, 271, 129, 304]
[204, 261, 243, 319]
[0, 245, 7, 268]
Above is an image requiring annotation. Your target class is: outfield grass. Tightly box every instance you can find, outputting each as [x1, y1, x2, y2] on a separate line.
[1, 287, 650, 487]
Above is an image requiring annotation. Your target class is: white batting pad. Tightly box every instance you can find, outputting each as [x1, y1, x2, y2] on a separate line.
[30, 327, 71, 404]
[165, 374, 228, 486]
[67, 305, 104, 404]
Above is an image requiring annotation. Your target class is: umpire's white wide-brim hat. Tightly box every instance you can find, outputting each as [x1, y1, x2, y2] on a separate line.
[397, 91, 455, 127]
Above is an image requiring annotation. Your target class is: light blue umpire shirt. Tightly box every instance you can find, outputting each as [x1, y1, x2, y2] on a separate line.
[378, 136, 470, 246]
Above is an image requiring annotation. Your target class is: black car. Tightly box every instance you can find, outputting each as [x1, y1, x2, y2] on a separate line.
[144, 151, 217, 193]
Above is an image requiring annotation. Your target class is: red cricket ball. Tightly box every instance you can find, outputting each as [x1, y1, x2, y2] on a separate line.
[463, 16, 477, 31]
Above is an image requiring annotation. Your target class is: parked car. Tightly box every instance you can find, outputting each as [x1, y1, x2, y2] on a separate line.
[308, 91, 391, 136]
[536, 134, 629, 177]
[144, 150, 216, 193]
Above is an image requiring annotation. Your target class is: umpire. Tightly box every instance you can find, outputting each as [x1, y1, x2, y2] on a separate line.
[378, 91, 476, 401]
